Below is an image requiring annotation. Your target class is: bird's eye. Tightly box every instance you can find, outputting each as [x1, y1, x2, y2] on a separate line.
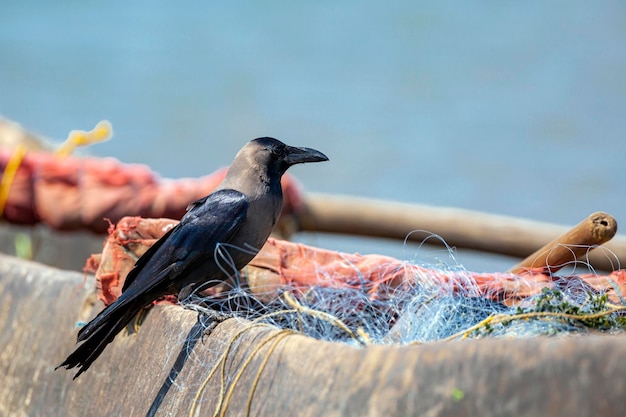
[270, 146, 285, 157]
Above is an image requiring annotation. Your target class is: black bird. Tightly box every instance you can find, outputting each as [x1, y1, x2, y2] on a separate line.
[57, 137, 328, 379]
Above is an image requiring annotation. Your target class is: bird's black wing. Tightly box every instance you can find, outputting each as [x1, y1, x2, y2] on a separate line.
[123, 189, 248, 291]
[186, 195, 209, 211]
[121, 193, 224, 292]
[120, 223, 179, 292]
[60, 189, 250, 378]
[76, 189, 249, 342]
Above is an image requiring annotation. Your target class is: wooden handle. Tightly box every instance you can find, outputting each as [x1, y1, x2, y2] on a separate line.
[509, 212, 617, 274]
[298, 193, 624, 271]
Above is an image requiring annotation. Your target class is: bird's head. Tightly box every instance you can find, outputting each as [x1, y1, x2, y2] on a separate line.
[230, 137, 328, 179]
[254, 137, 328, 173]
[219, 137, 328, 195]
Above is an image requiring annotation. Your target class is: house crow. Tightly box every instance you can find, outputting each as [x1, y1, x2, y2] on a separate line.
[57, 137, 328, 379]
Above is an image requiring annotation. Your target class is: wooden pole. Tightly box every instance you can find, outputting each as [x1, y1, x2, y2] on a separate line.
[298, 193, 624, 271]
[509, 212, 617, 274]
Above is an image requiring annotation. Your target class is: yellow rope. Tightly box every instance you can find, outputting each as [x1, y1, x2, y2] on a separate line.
[55, 120, 113, 158]
[0, 145, 26, 219]
[244, 330, 292, 417]
[437, 315, 498, 342]
[219, 329, 294, 417]
[432, 304, 626, 343]
[190, 308, 316, 417]
[1, 120, 112, 219]
[282, 291, 368, 346]
[250, 309, 299, 323]
[189, 323, 267, 417]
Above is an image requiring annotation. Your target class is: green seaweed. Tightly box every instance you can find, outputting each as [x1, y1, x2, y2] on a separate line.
[467, 288, 626, 338]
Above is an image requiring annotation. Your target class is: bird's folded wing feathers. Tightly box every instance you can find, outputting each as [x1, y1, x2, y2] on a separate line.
[77, 191, 249, 338]
[121, 189, 249, 292]
[121, 224, 179, 292]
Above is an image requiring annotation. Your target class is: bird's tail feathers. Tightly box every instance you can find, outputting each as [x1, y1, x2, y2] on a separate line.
[56, 305, 142, 379]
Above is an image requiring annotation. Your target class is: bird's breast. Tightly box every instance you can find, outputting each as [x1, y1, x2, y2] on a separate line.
[226, 192, 283, 266]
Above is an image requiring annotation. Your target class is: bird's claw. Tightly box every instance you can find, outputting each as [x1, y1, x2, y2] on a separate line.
[198, 309, 233, 342]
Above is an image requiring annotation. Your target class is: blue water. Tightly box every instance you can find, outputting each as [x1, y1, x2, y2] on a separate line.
[2, 1, 625, 270]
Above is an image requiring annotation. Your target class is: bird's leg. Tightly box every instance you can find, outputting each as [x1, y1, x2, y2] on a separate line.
[178, 289, 234, 342]
[127, 305, 152, 335]
[197, 308, 233, 343]
[232, 270, 241, 289]
[177, 284, 196, 303]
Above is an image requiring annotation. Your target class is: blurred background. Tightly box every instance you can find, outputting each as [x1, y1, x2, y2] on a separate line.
[1, 1, 625, 271]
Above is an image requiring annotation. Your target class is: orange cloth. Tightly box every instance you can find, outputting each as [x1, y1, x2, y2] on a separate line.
[86, 216, 626, 308]
[1, 151, 303, 232]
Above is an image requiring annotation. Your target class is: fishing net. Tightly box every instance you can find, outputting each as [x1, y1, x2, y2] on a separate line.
[86, 217, 626, 347]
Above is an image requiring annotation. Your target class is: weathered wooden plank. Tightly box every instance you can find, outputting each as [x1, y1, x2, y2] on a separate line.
[1, 253, 624, 417]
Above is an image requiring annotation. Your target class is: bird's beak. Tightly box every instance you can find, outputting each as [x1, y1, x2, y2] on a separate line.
[284, 146, 329, 165]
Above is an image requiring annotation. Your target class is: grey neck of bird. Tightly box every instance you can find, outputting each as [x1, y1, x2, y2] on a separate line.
[218, 158, 283, 200]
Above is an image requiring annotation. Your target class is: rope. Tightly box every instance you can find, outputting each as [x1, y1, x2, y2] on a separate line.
[434, 303, 626, 343]
[0, 145, 26, 219]
[1, 120, 112, 218]
[282, 290, 369, 346]
[55, 120, 112, 158]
